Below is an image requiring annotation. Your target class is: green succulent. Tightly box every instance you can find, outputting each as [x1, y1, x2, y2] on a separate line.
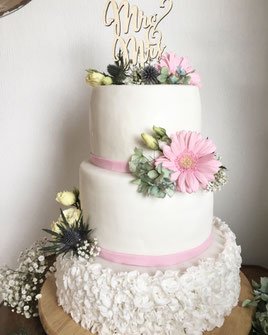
[243, 277, 268, 334]
[129, 148, 176, 199]
[42, 210, 92, 256]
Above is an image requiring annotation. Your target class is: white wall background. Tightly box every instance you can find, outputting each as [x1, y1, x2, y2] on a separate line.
[0, 0, 268, 269]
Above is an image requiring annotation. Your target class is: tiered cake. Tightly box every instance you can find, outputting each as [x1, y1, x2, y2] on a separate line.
[55, 85, 242, 335]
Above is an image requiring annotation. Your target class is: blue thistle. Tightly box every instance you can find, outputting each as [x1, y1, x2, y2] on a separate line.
[42, 210, 92, 256]
[141, 66, 160, 85]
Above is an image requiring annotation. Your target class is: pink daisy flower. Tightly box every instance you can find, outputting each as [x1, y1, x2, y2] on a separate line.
[155, 131, 221, 194]
[156, 52, 181, 75]
[156, 53, 202, 88]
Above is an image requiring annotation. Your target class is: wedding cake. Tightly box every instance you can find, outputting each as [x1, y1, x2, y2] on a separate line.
[52, 1, 242, 334]
[54, 83, 241, 334]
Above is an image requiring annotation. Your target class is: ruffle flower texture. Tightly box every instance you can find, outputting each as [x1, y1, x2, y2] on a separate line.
[155, 131, 221, 193]
[156, 52, 201, 88]
[55, 219, 242, 335]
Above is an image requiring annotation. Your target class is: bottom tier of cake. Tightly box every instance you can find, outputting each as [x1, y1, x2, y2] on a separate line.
[55, 217, 242, 335]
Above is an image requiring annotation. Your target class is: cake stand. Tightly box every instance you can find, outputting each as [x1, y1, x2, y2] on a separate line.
[39, 272, 254, 335]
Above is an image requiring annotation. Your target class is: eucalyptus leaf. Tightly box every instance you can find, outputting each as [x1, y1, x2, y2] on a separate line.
[129, 148, 176, 199]
[129, 161, 137, 173]
[157, 164, 163, 174]
[131, 179, 142, 185]
[161, 66, 169, 76]
[252, 280, 261, 289]
[242, 299, 252, 307]
[244, 277, 268, 334]
[157, 75, 167, 83]
[148, 170, 159, 179]
[261, 278, 268, 294]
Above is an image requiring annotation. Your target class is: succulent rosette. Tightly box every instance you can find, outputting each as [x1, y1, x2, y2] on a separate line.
[155, 131, 221, 193]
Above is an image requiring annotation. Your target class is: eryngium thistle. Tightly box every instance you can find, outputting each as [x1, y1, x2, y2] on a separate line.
[141, 66, 159, 85]
[42, 210, 92, 256]
[107, 64, 121, 77]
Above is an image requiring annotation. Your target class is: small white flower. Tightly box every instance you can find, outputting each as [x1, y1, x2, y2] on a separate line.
[24, 305, 29, 311]
[25, 312, 31, 319]
[38, 255, 45, 262]
[35, 294, 42, 300]
[26, 296, 32, 301]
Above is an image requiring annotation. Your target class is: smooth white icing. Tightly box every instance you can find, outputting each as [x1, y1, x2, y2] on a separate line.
[80, 160, 214, 256]
[55, 218, 242, 335]
[89, 85, 202, 161]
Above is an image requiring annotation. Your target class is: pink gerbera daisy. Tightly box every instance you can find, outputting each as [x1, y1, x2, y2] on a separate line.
[155, 131, 221, 194]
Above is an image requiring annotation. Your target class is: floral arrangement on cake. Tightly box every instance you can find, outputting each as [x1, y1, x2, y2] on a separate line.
[129, 126, 227, 198]
[42, 188, 100, 260]
[0, 187, 99, 319]
[86, 51, 201, 87]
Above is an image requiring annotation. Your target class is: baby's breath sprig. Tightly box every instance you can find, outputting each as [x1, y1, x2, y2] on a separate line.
[0, 239, 55, 319]
[206, 158, 228, 192]
[77, 238, 101, 261]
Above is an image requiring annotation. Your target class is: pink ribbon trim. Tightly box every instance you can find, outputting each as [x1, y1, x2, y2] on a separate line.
[90, 153, 129, 173]
[100, 231, 213, 267]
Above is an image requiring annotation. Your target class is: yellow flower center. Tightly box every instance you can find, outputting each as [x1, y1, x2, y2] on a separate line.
[179, 155, 195, 169]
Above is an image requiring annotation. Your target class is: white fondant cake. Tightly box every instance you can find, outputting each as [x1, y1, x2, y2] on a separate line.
[55, 85, 242, 334]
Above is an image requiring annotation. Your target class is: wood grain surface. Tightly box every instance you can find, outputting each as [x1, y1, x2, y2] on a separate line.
[38, 272, 254, 335]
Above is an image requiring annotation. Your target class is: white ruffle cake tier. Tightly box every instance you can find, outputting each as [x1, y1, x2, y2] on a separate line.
[55, 217, 242, 335]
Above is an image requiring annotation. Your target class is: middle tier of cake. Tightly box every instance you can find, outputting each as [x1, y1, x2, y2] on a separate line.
[80, 161, 214, 264]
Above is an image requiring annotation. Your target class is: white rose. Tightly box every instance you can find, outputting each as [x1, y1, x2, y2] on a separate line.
[51, 208, 81, 235]
[56, 191, 76, 206]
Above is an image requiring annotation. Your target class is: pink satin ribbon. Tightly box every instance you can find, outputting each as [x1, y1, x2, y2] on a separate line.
[100, 231, 213, 267]
[90, 153, 129, 173]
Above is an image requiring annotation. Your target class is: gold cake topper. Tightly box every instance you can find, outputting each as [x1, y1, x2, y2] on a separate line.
[103, 0, 173, 66]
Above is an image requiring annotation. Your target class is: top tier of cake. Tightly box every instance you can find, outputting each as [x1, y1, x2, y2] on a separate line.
[89, 85, 201, 161]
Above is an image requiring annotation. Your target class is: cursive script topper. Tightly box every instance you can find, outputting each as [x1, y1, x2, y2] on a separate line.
[103, 0, 173, 67]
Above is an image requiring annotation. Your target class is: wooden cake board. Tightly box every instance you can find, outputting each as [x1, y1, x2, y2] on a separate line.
[39, 272, 254, 335]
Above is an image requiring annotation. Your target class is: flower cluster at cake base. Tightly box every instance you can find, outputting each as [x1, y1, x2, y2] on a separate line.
[42, 188, 100, 261]
[86, 51, 201, 87]
[0, 239, 55, 318]
[55, 218, 242, 335]
[129, 126, 227, 197]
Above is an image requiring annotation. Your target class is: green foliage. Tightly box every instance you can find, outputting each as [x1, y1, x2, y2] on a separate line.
[243, 277, 268, 334]
[157, 66, 169, 83]
[42, 210, 92, 257]
[157, 66, 193, 85]
[129, 148, 176, 199]
[73, 186, 81, 209]
[107, 50, 128, 85]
